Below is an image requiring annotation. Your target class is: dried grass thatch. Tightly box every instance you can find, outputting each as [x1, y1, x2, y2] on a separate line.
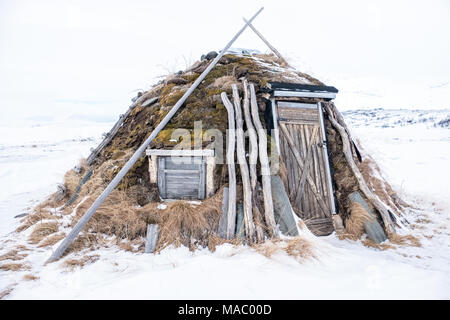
[155, 189, 223, 252]
[72, 190, 147, 240]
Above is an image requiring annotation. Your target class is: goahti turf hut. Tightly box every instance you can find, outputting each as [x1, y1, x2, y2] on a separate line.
[18, 8, 409, 262]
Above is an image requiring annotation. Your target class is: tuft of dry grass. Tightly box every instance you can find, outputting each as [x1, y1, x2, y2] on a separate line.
[254, 241, 282, 258]
[337, 233, 360, 241]
[72, 190, 155, 240]
[0, 250, 27, 262]
[253, 237, 316, 262]
[0, 285, 15, 300]
[63, 168, 84, 197]
[362, 232, 421, 250]
[16, 211, 57, 233]
[14, 245, 29, 251]
[285, 237, 316, 260]
[23, 274, 39, 281]
[345, 202, 374, 238]
[0, 263, 30, 272]
[64, 233, 101, 255]
[362, 239, 395, 250]
[207, 235, 242, 253]
[38, 232, 66, 248]
[64, 254, 100, 270]
[388, 233, 422, 247]
[117, 239, 145, 253]
[28, 222, 59, 244]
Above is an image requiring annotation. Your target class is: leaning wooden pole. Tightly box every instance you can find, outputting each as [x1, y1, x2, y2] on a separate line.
[221, 93, 237, 240]
[243, 19, 291, 68]
[46, 7, 264, 263]
[249, 83, 279, 238]
[323, 102, 396, 233]
[231, 84, 256, 242]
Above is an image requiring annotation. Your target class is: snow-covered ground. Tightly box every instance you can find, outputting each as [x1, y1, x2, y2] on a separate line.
[0, 109, 449, 299]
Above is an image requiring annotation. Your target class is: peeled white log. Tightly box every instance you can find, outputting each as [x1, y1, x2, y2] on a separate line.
[232, 84, 256, 241]
[221, 92, 237, 239]
[249, 83, 279, 238]
[241, 79, 258, 191]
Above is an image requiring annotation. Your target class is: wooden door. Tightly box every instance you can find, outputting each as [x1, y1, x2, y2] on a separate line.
[158, 156, 206, 200]
[276, 102, 335, 236]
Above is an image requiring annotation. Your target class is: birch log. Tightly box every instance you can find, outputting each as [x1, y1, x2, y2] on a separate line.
[249, 84, 279, 238]
[241, 79, 258, 191]
[221, 92, 237, 239]
[231, 85, 256, 241]
[323, 103, 396, 233]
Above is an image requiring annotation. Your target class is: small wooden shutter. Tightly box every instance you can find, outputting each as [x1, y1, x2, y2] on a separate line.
[157, 156, 206, 200]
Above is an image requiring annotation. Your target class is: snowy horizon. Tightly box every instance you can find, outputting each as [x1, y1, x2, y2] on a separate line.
[1, 0, 450, 122]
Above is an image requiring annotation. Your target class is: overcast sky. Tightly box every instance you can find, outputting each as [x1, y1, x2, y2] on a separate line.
[1, 0, 449, 121]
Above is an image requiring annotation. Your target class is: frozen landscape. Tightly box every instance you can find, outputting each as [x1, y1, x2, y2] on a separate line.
[0, 108, 448, 299]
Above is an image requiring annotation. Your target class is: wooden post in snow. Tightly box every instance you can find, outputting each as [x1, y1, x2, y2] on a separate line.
[231, 84, 256, 241]
[221, 93, 237, 240]
[249, 83, 279, 238]
[46, 7, 264, 263]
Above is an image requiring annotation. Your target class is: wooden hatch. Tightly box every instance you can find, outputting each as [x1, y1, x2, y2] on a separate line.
[158, 156, 206, 199]
[146, 149, 216, 200]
